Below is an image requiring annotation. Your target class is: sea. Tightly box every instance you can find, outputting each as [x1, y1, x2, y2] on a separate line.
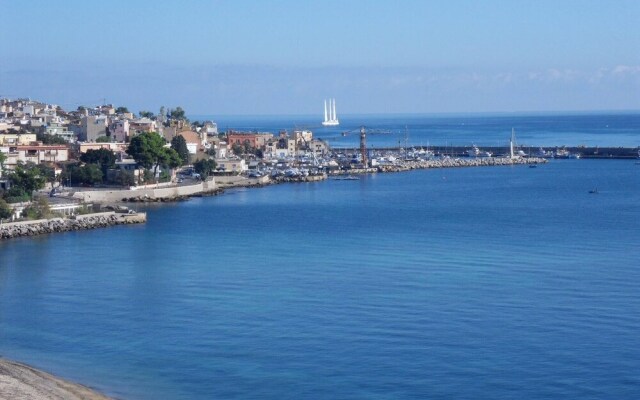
[1, 113, 640, 399]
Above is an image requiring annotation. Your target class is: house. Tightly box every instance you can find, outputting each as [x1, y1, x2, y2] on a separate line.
[77, 142, 127, 154]
[0, 133, 37, 146]
[216, 158, 247, 173]
[80, 115, 108, 142]
[204, 121, 218, 136]
[216, 141, 228, 159]
[177, 131, 201, 154]
[3, 144, 69, 168]
[227, 132, 274, 149]
[109, 119, 130, 142]
[129, 117, 157, 136]
[41, 123, 75, 142]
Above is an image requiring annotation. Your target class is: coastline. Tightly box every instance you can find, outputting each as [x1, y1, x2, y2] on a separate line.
[0, 358, 112, 400]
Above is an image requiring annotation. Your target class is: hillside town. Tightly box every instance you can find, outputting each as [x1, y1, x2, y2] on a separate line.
[0, 97, 554, 226]
[0, 97, 334, 221]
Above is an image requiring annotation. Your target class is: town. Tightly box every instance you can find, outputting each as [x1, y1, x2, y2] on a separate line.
[0, 97, 552, 228]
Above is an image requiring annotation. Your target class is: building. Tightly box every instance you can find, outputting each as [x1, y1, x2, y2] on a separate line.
[109, 119, 130, 142]
[0, 133, 37, 146]
[227, 132, 274, 149]
[177, 131, 201, 155]
[129, 117, 157, 136]
[204, 121, 218, 136]
[3, 144, 69, 168]
[77, 142, 127, 154]
[41, 123, 75, 143]
[80, 115, 108, 142]
[216, 158, 247, 173]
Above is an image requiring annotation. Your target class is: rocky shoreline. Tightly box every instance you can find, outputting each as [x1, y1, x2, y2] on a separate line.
[0, 212, 146, 240]
[0, 358, 112, 400]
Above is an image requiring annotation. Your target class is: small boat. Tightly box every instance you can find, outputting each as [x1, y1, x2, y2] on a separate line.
[332, 175, 359, 180]
[588, 188, 599, 194]
[529, 165, 537, 168]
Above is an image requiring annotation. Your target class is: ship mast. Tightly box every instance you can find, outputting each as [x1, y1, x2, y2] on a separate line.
[324, 100, 328, 122]
[332, 99, 337, 122]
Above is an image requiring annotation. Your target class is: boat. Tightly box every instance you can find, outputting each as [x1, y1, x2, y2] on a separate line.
[322, 99, 339, 126]
[332, 175, 359, 180]
[555, 148, 581, 159]
[535, 147, 553, 158]
[529, 164, 537, 168]
[589, 188, 599, 194]
[467, 145, 492, 158]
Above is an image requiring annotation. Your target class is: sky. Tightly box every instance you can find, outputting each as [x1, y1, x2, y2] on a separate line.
[1, 0, 639, 115]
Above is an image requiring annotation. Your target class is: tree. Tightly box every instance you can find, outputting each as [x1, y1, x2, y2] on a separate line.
[169, 107, 186, 121]
[139, 110, 155, 119]
[64, 164, 103, 186]
[170, 135, 190, 165]
[96, 136, 111, 143]
[115, 106, 129, 114]
[232, 142, 243, 156]
[0, 152, 6, 171]
[193, 159, 216, 179]
[127, 132, 181, 178]
[36, 132, 68, 145]
[0, 198, 12, 219]
[7, 163, 46, 200]
[80, 148, 116, 176]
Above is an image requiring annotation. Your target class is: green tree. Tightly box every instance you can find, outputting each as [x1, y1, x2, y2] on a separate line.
[7, 163, 46, 200]
[115, 106, 129, 114]
[169, 107, 186, 120]
[23, 197, 51, 220]
[170, 135, 190, 165]
[80, 148, 116, 175]
[36, 132, 68, 145]
[110, 170, 136, 187]
[0, 151, 6, 171]
[0, 198, 13, 219]
[232, 142, 243, 156]
[64, 164, 103, 186]
[96, 135, 111, 143]
[193, 159, 217, 179]
[139, 110, 155, 119]
[127, 132, 181, 178]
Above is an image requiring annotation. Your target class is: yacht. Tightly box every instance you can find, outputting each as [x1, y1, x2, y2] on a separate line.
[467, 145, 492, 158]
[322, 99, 339, 126]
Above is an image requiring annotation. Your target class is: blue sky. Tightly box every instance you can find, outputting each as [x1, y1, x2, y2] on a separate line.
[1, 0, 639, 115]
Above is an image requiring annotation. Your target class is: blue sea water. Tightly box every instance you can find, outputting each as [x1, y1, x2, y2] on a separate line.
[2, 116, 640, 399]
[194, 112, 640, 148]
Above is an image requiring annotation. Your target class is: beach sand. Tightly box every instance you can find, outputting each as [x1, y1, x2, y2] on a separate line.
[0, 358, 112, 400]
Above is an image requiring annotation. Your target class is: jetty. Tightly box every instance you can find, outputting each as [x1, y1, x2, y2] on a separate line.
[0, 211, 146, 240]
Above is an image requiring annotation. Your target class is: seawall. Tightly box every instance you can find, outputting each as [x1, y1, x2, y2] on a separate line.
[72, 179, 218, 203]
[0, 212, 147, 240]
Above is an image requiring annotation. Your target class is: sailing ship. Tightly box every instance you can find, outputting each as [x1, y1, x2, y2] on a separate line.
[322, 99, 339, 126]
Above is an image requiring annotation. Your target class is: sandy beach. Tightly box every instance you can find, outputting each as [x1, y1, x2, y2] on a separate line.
[0, 358, 112, 400]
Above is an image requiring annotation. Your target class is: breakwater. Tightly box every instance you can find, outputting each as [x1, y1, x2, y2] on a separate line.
[0, 212, 146, 240]
[333, 156, 547, 175]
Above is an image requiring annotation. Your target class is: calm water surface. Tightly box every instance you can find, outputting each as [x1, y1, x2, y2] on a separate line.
[1, 159, 640, 399]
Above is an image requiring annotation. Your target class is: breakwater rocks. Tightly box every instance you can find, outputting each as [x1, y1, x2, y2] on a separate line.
[328, 157, 547, 175]
[272, 174, 327, 183]
[0, 212, 146, 240]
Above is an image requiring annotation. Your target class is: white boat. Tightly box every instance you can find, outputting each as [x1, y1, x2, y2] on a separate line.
[322, 99, 340, 126]
[467, 145, 492, 157]
[555, 148, 581, 159]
